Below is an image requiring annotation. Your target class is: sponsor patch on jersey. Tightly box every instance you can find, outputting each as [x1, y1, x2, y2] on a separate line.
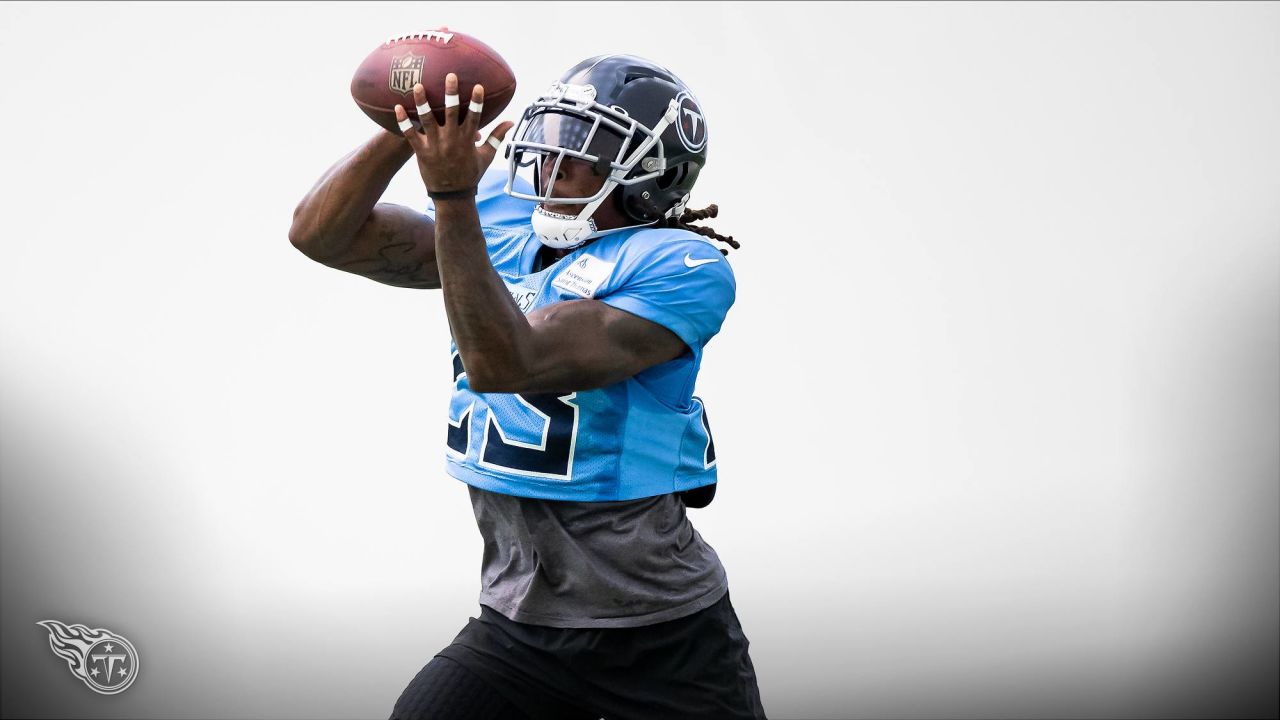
[551, 255, 616, 298]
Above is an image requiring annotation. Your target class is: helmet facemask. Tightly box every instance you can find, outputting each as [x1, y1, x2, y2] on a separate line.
[506, 82, 680, 249]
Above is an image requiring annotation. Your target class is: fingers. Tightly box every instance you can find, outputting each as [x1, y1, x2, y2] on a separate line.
[443, 72, 461, 126]
[394, 104, 427, 151]
[413, 83, 431, 120]
[476, 120, 516, 166]
[412, 74, 483, 134]
[464, 82, 484, 135]
[411, 83, 438, 141]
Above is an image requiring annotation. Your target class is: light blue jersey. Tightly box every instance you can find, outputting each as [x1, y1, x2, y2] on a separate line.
[425, 170, 735, 502]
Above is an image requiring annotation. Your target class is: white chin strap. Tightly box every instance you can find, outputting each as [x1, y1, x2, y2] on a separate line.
[531, 197, 609, 250]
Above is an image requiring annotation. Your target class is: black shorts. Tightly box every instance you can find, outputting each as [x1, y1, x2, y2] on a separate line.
[392, 590, 766, 720]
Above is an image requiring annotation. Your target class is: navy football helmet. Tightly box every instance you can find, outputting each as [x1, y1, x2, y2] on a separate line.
[505, 54, 710, 247]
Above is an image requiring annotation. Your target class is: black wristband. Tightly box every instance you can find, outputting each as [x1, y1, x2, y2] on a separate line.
[427, 186, 478, 201]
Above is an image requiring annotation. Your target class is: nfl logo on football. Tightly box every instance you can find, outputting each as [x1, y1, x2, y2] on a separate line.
[388, 53, 424, 95]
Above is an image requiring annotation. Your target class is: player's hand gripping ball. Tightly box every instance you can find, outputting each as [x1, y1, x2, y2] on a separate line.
[350, 28, 517, 133]
[394, 73, 516, 194]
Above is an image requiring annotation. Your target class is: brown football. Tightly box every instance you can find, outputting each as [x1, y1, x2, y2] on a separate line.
[350, 30, 517, 133]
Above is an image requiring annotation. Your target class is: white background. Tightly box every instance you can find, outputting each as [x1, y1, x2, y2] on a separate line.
[1, 2, 1277, 718]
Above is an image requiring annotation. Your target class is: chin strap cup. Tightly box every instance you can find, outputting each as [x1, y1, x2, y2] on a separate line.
[531, 205, 599, 250]
[531, 202, 661, 251]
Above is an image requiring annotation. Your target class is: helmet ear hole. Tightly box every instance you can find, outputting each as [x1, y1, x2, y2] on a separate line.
[656, 164, 687, 190]
[622, 186, 662, 223]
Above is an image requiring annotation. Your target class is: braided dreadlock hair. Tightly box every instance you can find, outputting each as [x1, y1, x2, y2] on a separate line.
[665, 204, 740, 256]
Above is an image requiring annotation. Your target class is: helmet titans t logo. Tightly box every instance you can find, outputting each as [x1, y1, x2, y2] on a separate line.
[674, 91, 707, 152]
[388, 53, 425, 95]
[37, 620, 140, 695]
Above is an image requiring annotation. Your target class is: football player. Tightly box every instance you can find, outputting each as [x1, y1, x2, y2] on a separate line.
[290, 54, 763, 719]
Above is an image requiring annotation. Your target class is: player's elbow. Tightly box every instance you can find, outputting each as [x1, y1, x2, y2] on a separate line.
[288, 206, 323, 259]
[289, 198, 350, 263]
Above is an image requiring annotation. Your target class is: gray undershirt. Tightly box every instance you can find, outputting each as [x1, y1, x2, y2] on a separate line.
[467, 485, 729, 629]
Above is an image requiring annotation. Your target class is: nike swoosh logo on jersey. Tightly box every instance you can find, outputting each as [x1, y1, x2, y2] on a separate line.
[684, 254, 720, 268]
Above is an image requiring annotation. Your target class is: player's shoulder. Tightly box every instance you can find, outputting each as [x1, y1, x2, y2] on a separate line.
[612, 225, 735, 282]
[626, 223, 719, 250]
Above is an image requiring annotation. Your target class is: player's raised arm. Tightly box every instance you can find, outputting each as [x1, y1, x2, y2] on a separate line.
[288, 130, 441, 289]
[290, 30, 518, 290]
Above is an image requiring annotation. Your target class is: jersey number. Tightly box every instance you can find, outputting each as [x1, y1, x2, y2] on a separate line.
[447, 352, 579, 480]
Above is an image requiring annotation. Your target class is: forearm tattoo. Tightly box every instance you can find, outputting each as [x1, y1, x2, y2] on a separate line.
[335, 227, 437, 289]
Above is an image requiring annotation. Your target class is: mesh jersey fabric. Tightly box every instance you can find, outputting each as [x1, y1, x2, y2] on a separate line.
[428, 169, 735, 502]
